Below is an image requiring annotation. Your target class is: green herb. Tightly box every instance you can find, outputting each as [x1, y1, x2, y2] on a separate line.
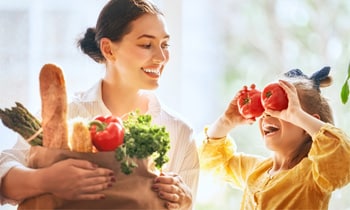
[0, 102, 42, 146]
[341, 62, 350, 104]
[115, 111, 170, 175]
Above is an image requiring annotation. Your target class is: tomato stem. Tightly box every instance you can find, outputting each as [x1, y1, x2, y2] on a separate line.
[266, 91, 272, 98]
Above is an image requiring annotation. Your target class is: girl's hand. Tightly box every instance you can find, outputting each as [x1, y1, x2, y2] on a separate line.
[206, 86, 255, 139]
[152, 173, 192, 210]
[40, 158, 115, 200]
[264, 80, 304, 124]
[265, 80, 326, 135]
[225, 87, 258, 125]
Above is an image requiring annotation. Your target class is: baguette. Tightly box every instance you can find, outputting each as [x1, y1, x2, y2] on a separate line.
[39, 63, 69, 149]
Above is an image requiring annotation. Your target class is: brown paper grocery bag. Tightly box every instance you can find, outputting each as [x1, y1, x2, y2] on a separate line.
[17, 146, 166, 210]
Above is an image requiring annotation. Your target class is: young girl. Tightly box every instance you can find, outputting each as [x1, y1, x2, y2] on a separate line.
[199, 67, 350, 209]
[0, 0, 199, 209]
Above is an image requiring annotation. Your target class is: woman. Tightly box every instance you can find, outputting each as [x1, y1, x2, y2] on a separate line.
[199, 68, 350, 209]
[0, 0, 199, 209]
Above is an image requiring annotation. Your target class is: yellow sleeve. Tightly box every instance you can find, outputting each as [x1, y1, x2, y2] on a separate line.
[198, 134, 236, 171]
[309, 123, 350, 191]
[198, 127, 263, 189]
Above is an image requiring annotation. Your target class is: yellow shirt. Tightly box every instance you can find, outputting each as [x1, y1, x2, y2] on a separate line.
[199, 123, 350, 210]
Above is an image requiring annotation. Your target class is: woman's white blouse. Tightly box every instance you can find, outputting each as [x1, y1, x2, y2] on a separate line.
[0, 80, 200, 206]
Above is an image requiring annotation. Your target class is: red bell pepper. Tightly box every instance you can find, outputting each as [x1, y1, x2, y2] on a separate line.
[89, 115, 125, 151]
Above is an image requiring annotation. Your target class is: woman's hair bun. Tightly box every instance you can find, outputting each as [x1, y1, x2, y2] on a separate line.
[77, 28, 104, 63]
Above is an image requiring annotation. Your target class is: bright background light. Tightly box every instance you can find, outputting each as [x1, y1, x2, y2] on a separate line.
[1, 0, 350, 209]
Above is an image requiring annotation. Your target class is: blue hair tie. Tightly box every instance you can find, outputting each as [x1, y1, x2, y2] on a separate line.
[284, 69, 308, 78]
[284, 66, 331, 91]
[309, 66, 330, 90]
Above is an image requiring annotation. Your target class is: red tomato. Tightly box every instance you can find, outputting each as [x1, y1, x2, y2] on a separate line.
[237, 84, 265, 119]
[89, 115, 125, 151]
[261, 83, 288, 111]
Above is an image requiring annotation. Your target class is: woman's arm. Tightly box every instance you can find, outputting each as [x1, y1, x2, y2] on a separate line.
[1, 158, 115, 202]
[152, 125, 200, 210]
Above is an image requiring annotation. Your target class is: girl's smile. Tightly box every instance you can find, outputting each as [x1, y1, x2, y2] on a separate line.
[262, 122, 280, 136]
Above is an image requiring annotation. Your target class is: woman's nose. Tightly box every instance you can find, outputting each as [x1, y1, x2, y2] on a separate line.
[152, 48, 167, 64]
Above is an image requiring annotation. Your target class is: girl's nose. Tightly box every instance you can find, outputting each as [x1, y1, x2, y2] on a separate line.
[261, 112, 271, 118]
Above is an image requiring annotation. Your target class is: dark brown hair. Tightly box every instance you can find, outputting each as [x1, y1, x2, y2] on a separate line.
[283, 67, 334, 124]
[287, 76, 333, 168]
[292, 79, 334, 124]
[78, 0, 163, 63]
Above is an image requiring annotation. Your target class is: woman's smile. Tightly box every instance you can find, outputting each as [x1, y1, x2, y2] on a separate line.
[141, 67, 161, 78]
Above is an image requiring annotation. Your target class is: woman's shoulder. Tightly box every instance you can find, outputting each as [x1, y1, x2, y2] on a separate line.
[69, 80, 102, 103]
[67, 80, 108, 119]
[161, 106, 193, 131]
[146, 92, 194, 134]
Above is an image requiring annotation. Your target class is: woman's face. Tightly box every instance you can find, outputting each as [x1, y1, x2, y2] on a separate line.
[108, 14, 170, 90]
[258, 113, 307, 154]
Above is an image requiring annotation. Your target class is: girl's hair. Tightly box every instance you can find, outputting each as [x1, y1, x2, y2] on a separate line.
[78, 0, 163, 63]
[283, 67, 334, 168]
[293, 80, 334, 124]
[284, 67, 334, 124]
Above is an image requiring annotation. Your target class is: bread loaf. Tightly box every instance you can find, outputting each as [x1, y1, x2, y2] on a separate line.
[39, 63, 69, 149]
[69, 120, 93, 152]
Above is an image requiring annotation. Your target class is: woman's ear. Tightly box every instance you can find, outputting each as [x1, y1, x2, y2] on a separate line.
[312, 113, 321, 120]
[100, 38, 116, 61]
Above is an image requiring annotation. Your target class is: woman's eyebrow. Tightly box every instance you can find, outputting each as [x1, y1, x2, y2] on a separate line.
[137, 34, 170, 40]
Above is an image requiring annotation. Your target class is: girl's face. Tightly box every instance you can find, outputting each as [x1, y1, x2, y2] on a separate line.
[258, 113, 307, 153]
[107, 14, 170, 90]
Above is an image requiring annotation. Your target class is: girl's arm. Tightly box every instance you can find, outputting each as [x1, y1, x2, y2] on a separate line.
[207, 89, 255, 139]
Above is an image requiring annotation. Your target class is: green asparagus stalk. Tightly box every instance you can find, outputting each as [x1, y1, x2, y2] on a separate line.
[0, 102, 42, 146]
